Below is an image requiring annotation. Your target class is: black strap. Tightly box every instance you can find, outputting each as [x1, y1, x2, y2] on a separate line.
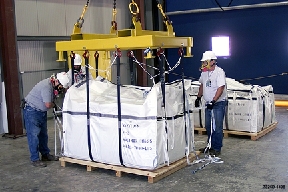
[199, 109, 203, 128]
[180, 52, 188, 147]
[84, 52, 94, 161]
[129, 53, 134, 85]
[158, 52, 169, 151]
[71, 52, 75, 85]
[116, 53, 124, 165]
[94, 51, 99, 77]
[159, 53, 165, 108]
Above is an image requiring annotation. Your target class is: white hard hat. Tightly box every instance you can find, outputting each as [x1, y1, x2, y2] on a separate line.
[74, 53, 82, 66]
[200, 51, 217, 61]
[56, 72, 70, 88]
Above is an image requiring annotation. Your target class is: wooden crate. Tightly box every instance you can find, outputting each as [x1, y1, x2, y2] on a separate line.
[194, 122, 278, 141]
[59, 152, 199, 183]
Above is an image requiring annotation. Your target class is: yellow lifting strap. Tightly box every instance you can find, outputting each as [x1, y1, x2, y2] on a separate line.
[72, 0, 90, 34]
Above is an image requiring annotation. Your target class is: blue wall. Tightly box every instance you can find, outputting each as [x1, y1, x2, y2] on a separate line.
[167, 0, 286, 11]
[166, 2, 288, 94]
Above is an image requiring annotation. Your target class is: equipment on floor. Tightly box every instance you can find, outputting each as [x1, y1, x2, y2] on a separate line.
[190, 110, 224, 174]
[191, 155, 223, 174]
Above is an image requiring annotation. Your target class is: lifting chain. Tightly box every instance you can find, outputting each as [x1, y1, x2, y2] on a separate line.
[83, 50, 90, 59]
[111, 0, 118, 30]
[94, 51, 99, 59]
[129, 0, 139, 16]
[77, 0, 90, 28]
[127, 50, 134, 57]
[113, 0, 116, 9]
[156, 1, 172, 25]
[156, 48, 164, 57]
[115, 48, 122, 57]
[178, 46, 184, 57]
[70, 51, 75, 59]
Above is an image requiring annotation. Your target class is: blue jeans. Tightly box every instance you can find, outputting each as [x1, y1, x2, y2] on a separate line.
[205, 100, 227, 151]
[23, 105, 50, 161]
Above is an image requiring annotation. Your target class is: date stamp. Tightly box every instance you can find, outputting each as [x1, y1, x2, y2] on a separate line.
[263, 185, 285, 189]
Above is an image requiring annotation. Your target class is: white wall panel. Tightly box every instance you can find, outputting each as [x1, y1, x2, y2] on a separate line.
[15, 0, 39, 36]
[112, 0, 131, 31]
[18, 41, 44, 71]
[85, 6, 110, 34]
[18, 41, 65, 97]
[87, 0, 130, 34]
[64, 0, 89, 35]
[15, 0, 131, 36]
[37, 0, 66, 36]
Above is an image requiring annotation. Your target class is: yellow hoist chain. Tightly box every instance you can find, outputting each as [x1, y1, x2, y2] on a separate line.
[157, 1, 171, 25]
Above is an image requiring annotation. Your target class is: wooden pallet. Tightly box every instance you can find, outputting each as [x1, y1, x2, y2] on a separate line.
[59, 152, 199, 183]
[194, 122, 278, 141]
[223, 122, 278, 141]
[194, 127, 207, 135]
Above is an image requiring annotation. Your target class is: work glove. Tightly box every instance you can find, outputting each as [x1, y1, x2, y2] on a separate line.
[195, 97, 201, 107]
[206, 100, 216, 110]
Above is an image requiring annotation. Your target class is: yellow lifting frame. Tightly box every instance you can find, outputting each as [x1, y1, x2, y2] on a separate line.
[56, 1, 193, 81]
[56, 35, 192, 53]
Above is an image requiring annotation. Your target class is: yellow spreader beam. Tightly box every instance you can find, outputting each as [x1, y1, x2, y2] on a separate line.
[56, 35, 192, 55]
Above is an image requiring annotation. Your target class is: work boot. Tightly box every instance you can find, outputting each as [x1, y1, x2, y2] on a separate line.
[31, 160, 47, 167]
[41, 154, 58, 161]
[210, 149, 221, 156]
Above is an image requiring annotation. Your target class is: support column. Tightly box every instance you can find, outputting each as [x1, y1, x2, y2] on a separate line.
[0, 0, 24, 137]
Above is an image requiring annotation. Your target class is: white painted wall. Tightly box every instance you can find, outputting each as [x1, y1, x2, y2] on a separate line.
[15, 0, 130, 36]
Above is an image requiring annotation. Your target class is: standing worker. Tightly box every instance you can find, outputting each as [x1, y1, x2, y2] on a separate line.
[23, 72, 70, 167]
[195, 51, 227, 156]
[67, 53, 93, 87]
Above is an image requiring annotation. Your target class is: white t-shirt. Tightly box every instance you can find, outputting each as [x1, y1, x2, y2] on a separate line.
[199, 65, 227, 102]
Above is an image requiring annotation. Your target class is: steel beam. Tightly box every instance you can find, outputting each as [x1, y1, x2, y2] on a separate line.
[0, 0, 24, 137]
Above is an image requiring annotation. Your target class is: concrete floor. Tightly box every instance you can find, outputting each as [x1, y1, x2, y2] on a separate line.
[0, 107, 287, 192]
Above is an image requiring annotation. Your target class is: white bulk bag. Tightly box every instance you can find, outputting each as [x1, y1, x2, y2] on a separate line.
[62, 78, 193, 170]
